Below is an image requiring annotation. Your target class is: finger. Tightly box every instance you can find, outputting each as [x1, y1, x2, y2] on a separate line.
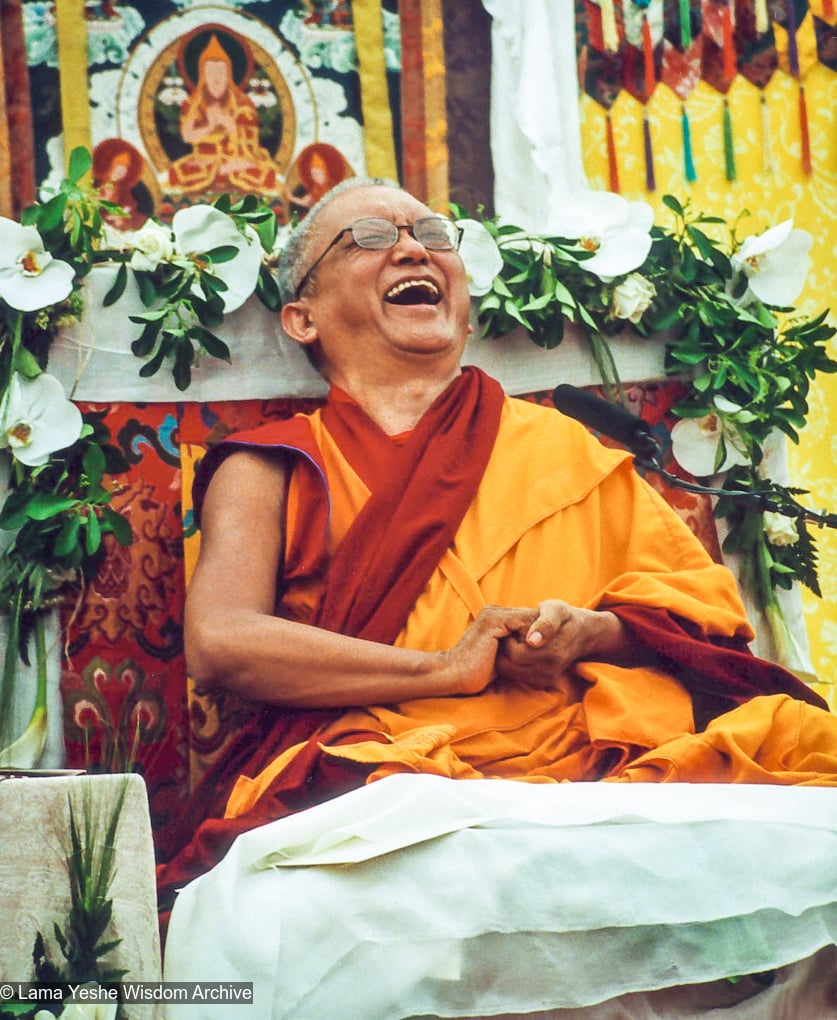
[526, 600, 571, 647]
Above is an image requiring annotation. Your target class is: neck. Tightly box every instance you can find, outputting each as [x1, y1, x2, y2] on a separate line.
[329, 368, 462, 435]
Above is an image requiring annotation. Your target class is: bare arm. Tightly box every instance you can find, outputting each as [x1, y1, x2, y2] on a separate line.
[185, 451, 538, 708]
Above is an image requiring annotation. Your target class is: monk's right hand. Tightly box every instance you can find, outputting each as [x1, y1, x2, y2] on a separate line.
[440, 605, 539, 696]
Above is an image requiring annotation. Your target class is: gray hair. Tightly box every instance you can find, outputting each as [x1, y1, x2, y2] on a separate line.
[277, 176, 401, 305]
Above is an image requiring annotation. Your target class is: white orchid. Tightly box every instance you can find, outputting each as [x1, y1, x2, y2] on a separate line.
[128, 218, 176, 272]
[731, 220, 812, 307]
[456, 218, 503, 296]
[0, 371, 83, 467]
[548, 192, 655, 280]
[0, 218, 75, 312]
[670, 397, 751, 477]
[610, 272, 656, 323]
[172, 205, 262, 313]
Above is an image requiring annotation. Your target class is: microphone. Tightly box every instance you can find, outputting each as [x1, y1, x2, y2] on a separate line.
[551, 384, 837, 528]
[552, 384, 661, 462]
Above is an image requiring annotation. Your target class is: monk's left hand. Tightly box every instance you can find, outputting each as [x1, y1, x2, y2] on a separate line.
[495, 599, 629, 688]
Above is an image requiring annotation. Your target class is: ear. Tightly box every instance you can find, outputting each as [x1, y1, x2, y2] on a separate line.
[281, 300, 318, 346]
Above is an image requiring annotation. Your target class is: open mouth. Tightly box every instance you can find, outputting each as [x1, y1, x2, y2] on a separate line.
[384, 279, 442, 306]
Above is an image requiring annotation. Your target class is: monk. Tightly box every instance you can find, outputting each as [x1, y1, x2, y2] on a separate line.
[156, 178, 836, 918]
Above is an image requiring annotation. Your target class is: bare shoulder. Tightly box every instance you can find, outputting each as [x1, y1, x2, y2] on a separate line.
[200, 448, 289, 527]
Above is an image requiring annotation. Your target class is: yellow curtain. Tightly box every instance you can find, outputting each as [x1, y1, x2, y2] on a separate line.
[353, 0, 399, 181]
[580, 64, 837, 707]
[54, 0, 92, 169]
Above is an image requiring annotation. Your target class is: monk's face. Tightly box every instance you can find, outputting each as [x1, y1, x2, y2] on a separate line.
[295, 186, 473, 384]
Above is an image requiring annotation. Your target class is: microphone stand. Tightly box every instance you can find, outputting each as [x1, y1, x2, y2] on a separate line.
[627, 435, 837, 530]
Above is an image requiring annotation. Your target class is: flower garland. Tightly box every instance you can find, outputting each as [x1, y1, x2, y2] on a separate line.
[0, 149, 835, 766]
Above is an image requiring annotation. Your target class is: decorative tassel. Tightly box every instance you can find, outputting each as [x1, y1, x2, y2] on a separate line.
[679, 0, 692, 48]
[642, 14, 655, 97]
[681, 102, 697, 182]
[786, 0, 800, 78]
[723, 97, 736, 181]
[754, 0, 769, 34]
[722, 2, 736, 83]
[606, 111, 621, 192]
[799, 84, 812, 175]
[643, 111, 656, 191]
[760, 93, 775, 175]
[600, 0, 620, 53]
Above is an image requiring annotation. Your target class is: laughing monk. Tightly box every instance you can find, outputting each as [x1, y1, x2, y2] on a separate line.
[156, 178, 836, 916]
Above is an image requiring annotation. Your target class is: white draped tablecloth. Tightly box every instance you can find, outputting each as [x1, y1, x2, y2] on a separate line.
[163, 774, 837, 1020]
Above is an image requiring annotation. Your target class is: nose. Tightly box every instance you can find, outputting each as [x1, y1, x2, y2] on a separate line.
[389, 224, 430, 261]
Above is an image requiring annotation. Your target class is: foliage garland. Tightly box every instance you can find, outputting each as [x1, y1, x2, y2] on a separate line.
[1, 150, 835, 767]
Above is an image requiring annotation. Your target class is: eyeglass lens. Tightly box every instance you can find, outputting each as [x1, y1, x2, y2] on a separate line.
[351, 217, 459, 251]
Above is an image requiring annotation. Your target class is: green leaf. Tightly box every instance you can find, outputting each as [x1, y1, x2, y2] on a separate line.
[204, 245, 239, 264]
[103, 262, 128, 306]
[84, 511, 101, 555]
[83, 443, 107, 486]
[195, 328, 231, 363]
[54, 514, 82, 557]
[101, 506, 132, 546]
[25, 494, 79, 520]
[67, 146, 93, 182]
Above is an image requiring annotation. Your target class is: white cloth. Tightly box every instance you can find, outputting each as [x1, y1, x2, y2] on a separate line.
[47, 269, 668, 404]
[163, 775, 837, 1020]
[481, 0, 590, 231]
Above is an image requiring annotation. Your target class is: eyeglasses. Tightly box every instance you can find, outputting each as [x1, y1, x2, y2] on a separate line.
[294, 216, 463, 300]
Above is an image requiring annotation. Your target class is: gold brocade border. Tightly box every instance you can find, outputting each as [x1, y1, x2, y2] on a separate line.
[421, 0, 449, 212]
[55, 0, 92, 171]
[0, 24, 12, 216]
[353, 0, 399, 181]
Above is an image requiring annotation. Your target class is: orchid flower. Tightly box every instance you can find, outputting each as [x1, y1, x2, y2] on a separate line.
[670, 397, 751, 477]
[731, 220, 812, 307]
[548, 192, 654, 280]
[172, 205, 262, 313]
[0, 371, 83, 467]
[0, 218, 75, 312]
[456, 218, 503, 296]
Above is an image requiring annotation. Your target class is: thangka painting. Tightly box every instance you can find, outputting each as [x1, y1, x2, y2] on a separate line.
[21, 0, 401, 223]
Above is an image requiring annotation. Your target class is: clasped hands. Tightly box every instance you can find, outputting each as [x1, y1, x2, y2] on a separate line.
[448, 599, 628, 695]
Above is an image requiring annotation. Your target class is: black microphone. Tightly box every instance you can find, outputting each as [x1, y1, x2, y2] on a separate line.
[552, 384, 660, 462]
[552, 383, 837, 527]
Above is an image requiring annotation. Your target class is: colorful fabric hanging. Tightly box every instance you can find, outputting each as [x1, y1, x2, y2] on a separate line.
[701, 0, 738, 181]
[579, 0, 626, 191]
[622, 0, 663, 192]
[660, 5, 703, 184]
[54, 0, 93, 173]
[734, 0, 779, 175]
[353, 0, 399, 181]
[773, 0, 820, 175]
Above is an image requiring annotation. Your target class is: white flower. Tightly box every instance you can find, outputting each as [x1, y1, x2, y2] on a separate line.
[610, 272, 656, 323]
[763, 510, 800, 547]
[456, 218, 503, 296]
[670, 400, 751, 477]
[128, 218, 176, 272]
[0, 371, 83, 467]
[548, 192, 655, 280]
[0, 217, 75, 312]
[731, 220, 812, 307]
[172, 205, 262, 313]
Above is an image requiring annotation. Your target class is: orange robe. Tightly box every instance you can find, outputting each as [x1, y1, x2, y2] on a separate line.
[226, 394, 837, 816]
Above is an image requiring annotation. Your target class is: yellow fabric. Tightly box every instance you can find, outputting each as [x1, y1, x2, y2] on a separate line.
[352, 0, 399, 181]
[223, 395, 837, 819]
[421, 0, 449, 211]
[54, 0, 92, 171]
[580, 65, 837, 710]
